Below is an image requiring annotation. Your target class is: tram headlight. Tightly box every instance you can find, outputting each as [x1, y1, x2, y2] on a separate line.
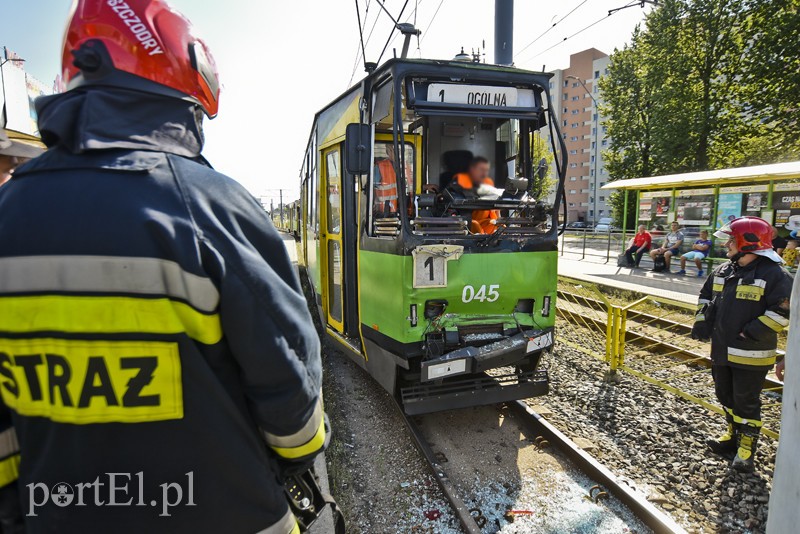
[514, 299, 535, 314]
[424, 299, 448, 319]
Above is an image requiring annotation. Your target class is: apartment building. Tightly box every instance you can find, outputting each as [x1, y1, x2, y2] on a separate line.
[545, 48, 611, 224]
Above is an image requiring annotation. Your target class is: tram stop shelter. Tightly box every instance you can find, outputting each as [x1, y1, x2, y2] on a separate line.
[602, 161, 800, 263]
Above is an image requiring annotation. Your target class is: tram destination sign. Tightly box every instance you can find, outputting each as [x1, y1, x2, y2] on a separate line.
[427, 83, 532, 108]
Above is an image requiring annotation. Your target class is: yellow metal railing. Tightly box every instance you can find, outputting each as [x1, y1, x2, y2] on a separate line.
[556, 277, 782, 440]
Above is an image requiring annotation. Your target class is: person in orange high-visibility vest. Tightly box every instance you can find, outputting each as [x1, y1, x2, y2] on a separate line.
[374, 144, 399, 217]
[451, 156, 500, 234]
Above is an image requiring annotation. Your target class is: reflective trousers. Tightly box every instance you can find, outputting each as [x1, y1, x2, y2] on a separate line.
[711, 364, 768, 421]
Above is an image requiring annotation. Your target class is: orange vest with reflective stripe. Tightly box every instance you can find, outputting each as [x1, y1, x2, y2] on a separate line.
[375, 159, 398, 212]
[454, 173, 500, 234]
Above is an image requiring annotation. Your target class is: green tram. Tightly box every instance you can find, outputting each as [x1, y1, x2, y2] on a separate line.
[297, 58, 566, 414]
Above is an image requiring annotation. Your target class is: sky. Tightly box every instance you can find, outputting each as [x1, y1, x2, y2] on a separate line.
[1, 0, 655, 204]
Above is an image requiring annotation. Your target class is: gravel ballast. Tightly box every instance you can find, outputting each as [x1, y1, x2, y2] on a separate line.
[533, 339, 776, 534]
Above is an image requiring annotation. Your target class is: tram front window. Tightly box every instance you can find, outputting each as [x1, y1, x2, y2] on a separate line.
[372, 142, 414, 219]
[415, 115, 555, 236]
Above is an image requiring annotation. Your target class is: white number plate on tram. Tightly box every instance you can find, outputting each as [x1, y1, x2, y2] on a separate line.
[427, 358, 467, 380]
[414, 253, 447, 288]
[526, 331, 553, 353]
[428, 83, 520, 107]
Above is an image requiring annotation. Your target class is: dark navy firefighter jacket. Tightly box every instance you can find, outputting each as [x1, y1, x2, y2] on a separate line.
[0, 88, 322, 533]
[696, 256, 792, 370]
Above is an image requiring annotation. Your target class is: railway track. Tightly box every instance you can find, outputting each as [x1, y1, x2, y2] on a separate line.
[397, 398, 686, 533]
[556, 289, 784, 391]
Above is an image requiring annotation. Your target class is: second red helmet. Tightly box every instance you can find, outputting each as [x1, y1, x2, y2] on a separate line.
[62, 0, 220, 118]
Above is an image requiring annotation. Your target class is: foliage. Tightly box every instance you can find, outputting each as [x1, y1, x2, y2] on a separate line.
[531, 132, 556, 197]
[600, 0, 800, 226]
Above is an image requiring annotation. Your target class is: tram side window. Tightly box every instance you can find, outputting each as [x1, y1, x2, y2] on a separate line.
[326, 150, 341, 234]
[372, 142, 414, 219]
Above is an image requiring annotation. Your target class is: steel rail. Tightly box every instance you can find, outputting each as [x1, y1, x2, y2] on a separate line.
[507, 401, 687, 534]
[394, 404, 483, 534]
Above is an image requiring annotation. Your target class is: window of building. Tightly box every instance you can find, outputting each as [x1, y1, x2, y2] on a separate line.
[599, 209, 605, 215]
[601, 139, 608, 146]
[590, 155, 595, 163]
[569, 202, 576, 207]
[563, 81, 568, 87]
[589, 197, 594, 203]
[569, 189, 577, 194]
[589, 209, 594, 217]
[569, 149, 577, 155]
[569, 163, 578, 168]
[599, 196, 606, 202]
[593, 113, 597, 121]
[602, 126, 608, 134]
[570, 136, 578, 141]
[600, 168, 606, 175]
[563, 93, 568, 100]
[571, 123, 578, 128]
[594, 70, 600, 79]
[569, 176, 577, 181]
[590, 169, 595, 177]
[591, 141, 596, 149]
[592, 127, 597, 135]
[563, 107, 568, 113]
[562, 133, 567, 139]
[604, 68, 608, 75]
[571, 109, 579, 115]
[593, 85, 598, 93]
[571, 96, 579, 101]
[549, 82, 554, 89]
[572, 82, 580, 88]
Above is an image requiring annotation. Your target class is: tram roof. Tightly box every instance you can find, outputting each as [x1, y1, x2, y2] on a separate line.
[601, 161, 800, 191]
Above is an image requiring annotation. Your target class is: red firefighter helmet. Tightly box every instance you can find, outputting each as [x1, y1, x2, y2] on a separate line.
[713, 216, 780, 261]
[62, 0, 220, 117]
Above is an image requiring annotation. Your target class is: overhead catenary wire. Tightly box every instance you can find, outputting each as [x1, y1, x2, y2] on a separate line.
[515, 0, 589, 59]
[519, 10, 618, 64]
[376, 0, 411, 65]
[419, 0, 446, 43]
[519, 0, 653, 66]
[348, 0, 380, 86]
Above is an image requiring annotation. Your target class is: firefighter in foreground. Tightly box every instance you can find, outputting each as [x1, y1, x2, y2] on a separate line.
[692, 217, 791, 473]
[0, 1, 324, 532]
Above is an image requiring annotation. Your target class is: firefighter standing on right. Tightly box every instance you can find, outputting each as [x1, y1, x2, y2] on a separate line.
[692, 217, 792, 472]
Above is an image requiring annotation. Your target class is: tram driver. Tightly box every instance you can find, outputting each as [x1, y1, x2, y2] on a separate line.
[448, 156, 501, 234]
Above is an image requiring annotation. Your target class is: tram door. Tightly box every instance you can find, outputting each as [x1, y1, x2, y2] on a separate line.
[321, 146, 345, 332]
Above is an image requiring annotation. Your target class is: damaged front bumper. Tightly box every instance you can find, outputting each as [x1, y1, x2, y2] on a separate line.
[420, 328, 553, 382]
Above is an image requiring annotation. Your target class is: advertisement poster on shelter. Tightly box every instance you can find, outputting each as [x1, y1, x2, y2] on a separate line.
[717, 193, 742, 228]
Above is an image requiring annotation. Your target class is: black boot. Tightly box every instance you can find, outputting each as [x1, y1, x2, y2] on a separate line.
[731, 422, 760, 473]
[707, 410, 738, 456]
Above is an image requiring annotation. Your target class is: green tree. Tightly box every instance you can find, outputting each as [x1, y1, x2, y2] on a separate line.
[740, 0, 800, 160]
[599, 28, 656, 228]
[600, 0, 800, 227]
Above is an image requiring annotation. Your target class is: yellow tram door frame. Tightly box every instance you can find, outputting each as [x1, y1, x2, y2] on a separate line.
[320, 144, 345, 333]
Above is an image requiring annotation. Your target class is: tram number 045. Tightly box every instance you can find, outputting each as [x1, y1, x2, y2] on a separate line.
[461, 285, 500, 303]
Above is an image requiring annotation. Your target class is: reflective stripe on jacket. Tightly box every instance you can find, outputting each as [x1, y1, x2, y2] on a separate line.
[697, 257, 792, 369]
[0, 147, 321, 534]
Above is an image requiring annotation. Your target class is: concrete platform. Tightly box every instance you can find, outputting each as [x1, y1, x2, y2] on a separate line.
[557, 253, 703, 305]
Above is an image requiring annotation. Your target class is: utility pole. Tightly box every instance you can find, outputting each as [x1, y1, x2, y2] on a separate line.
[494, 0, 513, 66]
[0, 53, 27, 127]
[279, 189, 284, 227]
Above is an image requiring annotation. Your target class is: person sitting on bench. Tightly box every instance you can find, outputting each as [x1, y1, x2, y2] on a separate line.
[649, 221, 684, 273]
